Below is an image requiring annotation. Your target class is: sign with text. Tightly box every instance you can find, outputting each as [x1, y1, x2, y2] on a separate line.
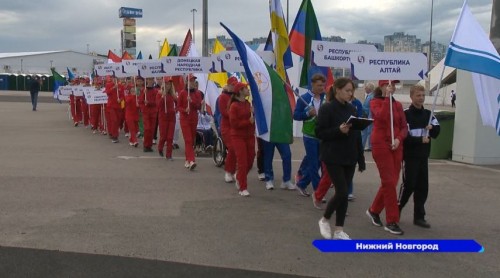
[94, 64, 118, 77]
[119, 7, 143, 18]
[161, 57, 213, 75]
[84, 88, 108, 105]
[350, 52, 428, 80]
[312, 41, 378, 68]
[211, 51, 275, 73]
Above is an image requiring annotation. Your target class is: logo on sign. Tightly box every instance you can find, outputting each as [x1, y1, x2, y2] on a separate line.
[141, 65, 147, 70]
[253, 72, 269, 93]
[165, 59, 171, 64]
[317, 44, 324, 51]
[225, 53, 231, 60]
[357, 55, 365, 64]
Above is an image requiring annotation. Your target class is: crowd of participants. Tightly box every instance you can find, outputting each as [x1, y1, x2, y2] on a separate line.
[65, 73, 440, 240]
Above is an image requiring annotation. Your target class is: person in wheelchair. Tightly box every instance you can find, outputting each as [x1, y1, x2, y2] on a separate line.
[196, 109, 214, 152]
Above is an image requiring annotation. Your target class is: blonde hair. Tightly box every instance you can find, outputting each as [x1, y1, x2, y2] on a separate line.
[410, 85, 425, 97]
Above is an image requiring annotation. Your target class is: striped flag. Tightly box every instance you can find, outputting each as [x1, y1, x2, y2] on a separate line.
[221, 23, 293, 143]
[445, 1, 500, 134]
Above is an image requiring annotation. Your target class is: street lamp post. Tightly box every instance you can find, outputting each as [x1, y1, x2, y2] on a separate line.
[427, 0, 434, 95]
[191, 8, 197, 44]
[50, 60, 53, 69]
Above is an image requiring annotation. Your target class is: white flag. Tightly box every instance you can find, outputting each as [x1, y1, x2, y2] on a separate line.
[445, 1, 500, 134]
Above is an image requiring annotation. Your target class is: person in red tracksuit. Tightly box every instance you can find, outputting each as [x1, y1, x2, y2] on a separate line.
[105, 77, 124, 143]
[178, 75, 203, 170]
[124, 81, 140, 147]
[218, 76, 238, 182]
[139, 77, 159, 152]
[156, 77, 177, 160]
[366, 80, 408, 235]
[81, 78, 91, 128]
[69, 79, 82, 126]
[89, 80, 104, 134]
[229, 82, 255, 197]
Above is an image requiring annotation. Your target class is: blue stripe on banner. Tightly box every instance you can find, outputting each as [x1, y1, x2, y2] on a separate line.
[313, 239, 484, 253]
[449, 42, 500, 63]
[221, 23, 269, 135]
[445, 48, 500, 79]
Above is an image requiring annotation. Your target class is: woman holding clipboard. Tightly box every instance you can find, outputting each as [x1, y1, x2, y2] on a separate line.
[316, 78, 365, 239]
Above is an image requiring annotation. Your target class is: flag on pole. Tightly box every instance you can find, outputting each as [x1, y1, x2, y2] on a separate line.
[179, 30, 193, 56]
[208, 38, 229, 87]
[51, 68, 66, 99]
[159, 38, 170, 58]
[107, 50, 122, 63]
[444, 1, 500, 134]
[137, 51, 143, 60]
[168, 44, 179, 56]
[122, 51, 133, 60]
[66, 67, 75, 81]
[269, 0, 293, 80]
[221, 23, 293, 143]
[289, 0, 333, 89]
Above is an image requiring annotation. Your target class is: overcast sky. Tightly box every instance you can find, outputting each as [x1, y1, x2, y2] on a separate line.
[0, 0, 493, 57]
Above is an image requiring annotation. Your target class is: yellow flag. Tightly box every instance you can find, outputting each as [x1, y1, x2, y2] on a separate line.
[208, 39, 228, 87]
[159, 38, 170, 58]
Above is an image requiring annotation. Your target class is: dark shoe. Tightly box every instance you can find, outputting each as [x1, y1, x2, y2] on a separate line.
[158, 150, 164, 157]
[173, 143, 179, 149]
[384, 223, 404, 235]
[296, 186, 310, 197]
[366, 209, 383, 227]
[143, 147, 153, 152]
[413, 219, 431, 228]
[111, 138, 119, 143]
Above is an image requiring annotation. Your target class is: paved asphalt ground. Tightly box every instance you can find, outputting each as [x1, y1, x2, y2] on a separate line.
[0, 91, 499, 277]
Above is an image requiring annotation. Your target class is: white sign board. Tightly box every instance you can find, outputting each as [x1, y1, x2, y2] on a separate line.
[94, 64, 117, 77]
[137, 61, 168, 78]
[122, 60, 142, 76]
[74, 86, 85, 97]
[211, 51, 275, 73]
[350, 52, 428, 80]
[311, 41, 378, 68]
[58, 86, 74, 96]
[84, 88, 108, 104]
[161, 57, 213, 75]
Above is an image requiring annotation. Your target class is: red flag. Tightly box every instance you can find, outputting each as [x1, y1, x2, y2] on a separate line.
[121, 51, 133, 60]
[179, 30, 193, 56]
[172, 29, 193, 91]
[107, 50, 122, 63]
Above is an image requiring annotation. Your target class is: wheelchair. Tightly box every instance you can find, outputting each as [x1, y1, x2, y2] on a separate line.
[212, 126, 227, 167]
[195, 127, 216, 157]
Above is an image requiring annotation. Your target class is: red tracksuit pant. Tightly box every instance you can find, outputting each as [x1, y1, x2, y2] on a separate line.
[70, 99, 82, 123]
[89, 104, 101, 130]
[180, 117, 198, 162]
[158, 114, 176, 158]
[143, 110, 157, 148]
[222, 131, 237, 174]
[232, 136, 255, 191]
[107, 107, 121, 139]
[314, 163, 332, 201]
[370, 147, 403, 224]
[81, 101, 89, 126]
[125, 118, 138, 145]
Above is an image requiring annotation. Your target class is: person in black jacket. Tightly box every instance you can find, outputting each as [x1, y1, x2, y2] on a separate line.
[398, 85, 440, 228]
[316, 78, 365, 239]
[30, 76, 41, 111]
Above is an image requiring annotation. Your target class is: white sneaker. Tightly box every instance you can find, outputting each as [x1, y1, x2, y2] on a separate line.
[239, 190, 250, 197]
[184, 161, 190, 168]
[333, 230, 351, 240]
[258, 173, 266, 181]
[318, 218, 332, 239]
[265, 181, 274, 190]
[225, 172, 234, 183]
[280, 181, 296, 190]
[348, 194, 356, 201]
[188, 161, 197, 171]
[125, 133, 130, 138]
